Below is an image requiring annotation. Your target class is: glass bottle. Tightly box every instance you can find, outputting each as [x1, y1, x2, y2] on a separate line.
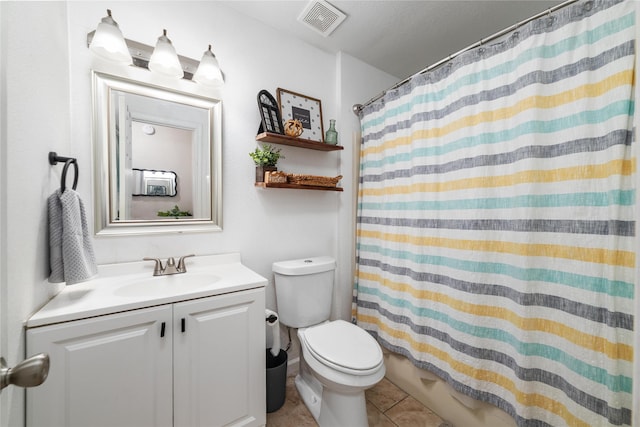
[325, 119, 338, 145]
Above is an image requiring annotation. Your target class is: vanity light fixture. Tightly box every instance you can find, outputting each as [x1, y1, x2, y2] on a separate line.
[193, 45, 225, 87]
[148, 29, 184, 79]
[89, 9, 132, 64]
[87, 19, 225, 84]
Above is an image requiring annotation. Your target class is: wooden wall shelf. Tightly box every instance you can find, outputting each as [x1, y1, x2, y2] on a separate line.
[256, 132, 344, 151]
[255, 182, 343, 192]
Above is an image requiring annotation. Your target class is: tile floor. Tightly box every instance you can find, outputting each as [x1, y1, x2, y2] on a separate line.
[267, 376, 450, 427]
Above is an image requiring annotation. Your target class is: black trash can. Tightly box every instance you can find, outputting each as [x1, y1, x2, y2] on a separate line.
[266, 348, 287, 413]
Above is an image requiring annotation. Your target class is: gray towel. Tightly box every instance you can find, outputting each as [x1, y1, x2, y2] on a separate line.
[48, 189, 97, 285]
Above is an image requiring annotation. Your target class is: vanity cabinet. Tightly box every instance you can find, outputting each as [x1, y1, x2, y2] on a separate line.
[173, 290, 265, 426]
[26, 287, 265, 427]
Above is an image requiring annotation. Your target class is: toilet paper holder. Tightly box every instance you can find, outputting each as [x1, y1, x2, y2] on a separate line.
[266, 313, 277, 323]
[265, 309, 281, 357]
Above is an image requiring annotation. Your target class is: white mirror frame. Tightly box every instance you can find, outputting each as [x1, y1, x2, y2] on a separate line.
[92, 70, 222, 236]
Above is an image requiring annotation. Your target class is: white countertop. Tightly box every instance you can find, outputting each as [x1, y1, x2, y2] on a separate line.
[27, 253, 267, 328]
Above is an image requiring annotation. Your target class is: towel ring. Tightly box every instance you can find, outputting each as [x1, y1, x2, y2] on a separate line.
[48, 151, 79, 192]
[61, 159, 79, 192]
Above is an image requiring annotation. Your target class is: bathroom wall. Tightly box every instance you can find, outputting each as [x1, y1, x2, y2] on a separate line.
[0, 2, 397, 425]
[67, 1, 341, 303]
[1, 3, 70, 425]
[8, 3, 635, 427]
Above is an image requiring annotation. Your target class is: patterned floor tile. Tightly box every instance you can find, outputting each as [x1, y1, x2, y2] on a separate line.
[267, 375, 444, 427]
[384, 396, 444, 427]
[267, 376, 317, 426]
[367, 400, 399, 427]
[366, 377, 409, 412]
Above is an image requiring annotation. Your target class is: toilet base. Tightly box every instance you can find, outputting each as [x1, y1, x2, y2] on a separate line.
[295, 359, 369, 427]
[294, 373, 322, 421]
[318, 385, 368, 427]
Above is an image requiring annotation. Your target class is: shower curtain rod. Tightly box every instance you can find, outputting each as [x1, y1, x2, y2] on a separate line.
[353, 0, 579, 115]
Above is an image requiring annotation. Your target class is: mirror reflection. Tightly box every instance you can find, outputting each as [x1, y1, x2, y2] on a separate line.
[92, 71, 222, 235]
[132, 169, 178, 197]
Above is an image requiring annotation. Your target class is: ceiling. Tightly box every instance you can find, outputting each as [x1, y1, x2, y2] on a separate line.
[223, 0, 563, 80]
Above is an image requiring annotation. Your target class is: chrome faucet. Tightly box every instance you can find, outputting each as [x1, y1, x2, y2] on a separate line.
[144, 254, 195, 276]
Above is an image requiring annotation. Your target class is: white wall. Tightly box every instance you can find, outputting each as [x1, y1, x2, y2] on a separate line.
[1, 3, 69, 426]
[1, 2, 395, 425]
[68, 1, 340, 302]
[0, 3, 5, 424]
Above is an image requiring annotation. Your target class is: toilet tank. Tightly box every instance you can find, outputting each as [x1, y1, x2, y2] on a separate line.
[272, 256, 336, 328]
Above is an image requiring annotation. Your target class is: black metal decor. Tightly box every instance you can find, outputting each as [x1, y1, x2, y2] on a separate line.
[49, 151, 78, 192]
[257, 90, 284, 135]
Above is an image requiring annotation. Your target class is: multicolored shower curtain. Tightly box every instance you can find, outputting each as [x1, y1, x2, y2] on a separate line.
[353, 0, 635, 425]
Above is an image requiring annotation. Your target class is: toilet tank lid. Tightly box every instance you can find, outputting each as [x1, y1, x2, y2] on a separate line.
[272, 256, 336, 275]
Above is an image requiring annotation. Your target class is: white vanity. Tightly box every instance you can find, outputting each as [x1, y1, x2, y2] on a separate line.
[26, 253, 266, 427]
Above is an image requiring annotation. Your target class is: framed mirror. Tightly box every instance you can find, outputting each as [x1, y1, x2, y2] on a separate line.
[92, 71, 222, 235]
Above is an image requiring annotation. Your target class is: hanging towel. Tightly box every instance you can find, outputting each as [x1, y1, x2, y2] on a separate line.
[48, 189, 97, 285]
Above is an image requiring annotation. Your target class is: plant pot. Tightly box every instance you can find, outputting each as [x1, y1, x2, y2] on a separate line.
[256, 165, 277, 183]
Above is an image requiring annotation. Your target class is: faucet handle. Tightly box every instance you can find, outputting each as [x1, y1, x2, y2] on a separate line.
[177, 254, 195, 272]
[143, 257, 164, 276]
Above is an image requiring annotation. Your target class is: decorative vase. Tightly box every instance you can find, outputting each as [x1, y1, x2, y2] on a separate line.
[256, 165, 277, 183]
[325, 119, 338, 145]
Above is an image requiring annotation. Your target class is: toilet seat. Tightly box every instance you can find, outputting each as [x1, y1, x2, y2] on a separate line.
[302, 320, 383, 376]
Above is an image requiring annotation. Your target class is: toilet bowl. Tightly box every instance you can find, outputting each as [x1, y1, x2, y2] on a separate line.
[272, 257, 385, 427]
[296, 320, 385, 426]
[301, 320, 384, 386]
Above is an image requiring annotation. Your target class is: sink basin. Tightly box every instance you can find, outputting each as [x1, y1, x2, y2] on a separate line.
[114, 272, 220, 297]
[26, 253, 269, 328]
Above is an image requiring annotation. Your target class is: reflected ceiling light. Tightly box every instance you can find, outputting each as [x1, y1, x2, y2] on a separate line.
[141, 124, 156, 135]
[193, 45, 224, 87]
[148, 29, 184, 79]
[89, 9, 132, 64]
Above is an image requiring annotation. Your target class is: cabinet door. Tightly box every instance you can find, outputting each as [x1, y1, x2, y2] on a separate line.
[174, 288, 266, 427]
[26, 305, 173, 427]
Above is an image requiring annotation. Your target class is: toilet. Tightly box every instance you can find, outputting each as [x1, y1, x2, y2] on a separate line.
[272, 256, 385, 427]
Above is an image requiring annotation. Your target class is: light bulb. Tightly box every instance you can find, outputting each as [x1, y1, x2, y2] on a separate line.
[193, 45, 224, 87]
[148, 29, 183, 79]
[89, 9, 132, 64]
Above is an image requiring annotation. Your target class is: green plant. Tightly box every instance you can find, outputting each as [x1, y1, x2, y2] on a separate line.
[157, 205, 193, 218]
[249, 144, 284, 167]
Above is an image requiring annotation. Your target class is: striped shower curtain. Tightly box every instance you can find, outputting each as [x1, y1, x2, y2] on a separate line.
[353, 0, 635, 425]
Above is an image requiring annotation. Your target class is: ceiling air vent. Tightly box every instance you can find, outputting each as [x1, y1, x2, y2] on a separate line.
[298, 0, 346, 37]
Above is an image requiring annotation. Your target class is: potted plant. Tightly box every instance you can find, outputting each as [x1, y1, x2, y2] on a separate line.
[249, 144, 284, 182]
[157, 205, 193, 219]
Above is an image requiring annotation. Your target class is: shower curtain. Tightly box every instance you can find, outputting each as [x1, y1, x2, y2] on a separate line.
[353, 0, 635, 425]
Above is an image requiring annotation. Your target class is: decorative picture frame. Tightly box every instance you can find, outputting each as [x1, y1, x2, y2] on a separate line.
[257, 90, 284, 135]
[277, 88, 324, 142]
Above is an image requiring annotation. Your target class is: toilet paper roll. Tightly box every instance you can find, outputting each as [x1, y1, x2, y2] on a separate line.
[265, 309, 281, 358]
